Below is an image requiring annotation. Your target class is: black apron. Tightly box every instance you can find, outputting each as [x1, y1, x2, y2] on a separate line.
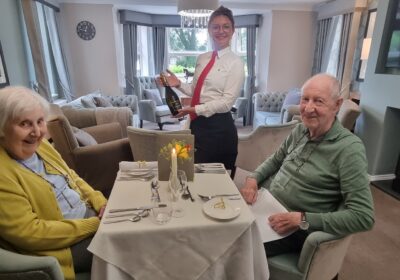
[190, 112, 237, 170]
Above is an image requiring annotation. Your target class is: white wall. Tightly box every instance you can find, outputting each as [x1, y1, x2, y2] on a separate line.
[266, 10, 315, 91]
[59, 3, 121, 97]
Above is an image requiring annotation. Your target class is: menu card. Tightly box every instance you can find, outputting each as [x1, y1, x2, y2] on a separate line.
[250, 188, 296, 243]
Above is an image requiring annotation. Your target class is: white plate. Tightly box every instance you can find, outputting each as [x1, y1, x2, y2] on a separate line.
[202, 197, 241, 220]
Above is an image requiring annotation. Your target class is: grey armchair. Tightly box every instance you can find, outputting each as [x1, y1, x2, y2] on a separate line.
[133, 76, 172, 130]
[235, 120, 298, 174]
[268, 231, 352, 280]
[253, 91, 288, 128]
[232, 97, 248, 126]
[0, 247, 90, 280]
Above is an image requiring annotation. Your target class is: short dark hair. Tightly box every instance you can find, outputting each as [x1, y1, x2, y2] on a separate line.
[208, 6, 235, 28]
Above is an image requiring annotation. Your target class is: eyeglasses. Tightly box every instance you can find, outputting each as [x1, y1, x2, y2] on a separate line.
[210, 24, 232, 32]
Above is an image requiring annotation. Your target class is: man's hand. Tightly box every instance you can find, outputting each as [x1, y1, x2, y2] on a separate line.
[240, 177, 259, 204]
[268, 212, 302, 234]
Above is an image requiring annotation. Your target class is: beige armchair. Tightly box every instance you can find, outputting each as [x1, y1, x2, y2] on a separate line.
[235, 120, 298, 174]
[283, 99, 361, 131]
[127, 127, 191, 161]
[47, 115, 133, 197]
[268, 231, 352, 280]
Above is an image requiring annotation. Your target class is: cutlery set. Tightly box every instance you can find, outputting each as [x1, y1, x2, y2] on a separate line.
[195, 163, 226, 174]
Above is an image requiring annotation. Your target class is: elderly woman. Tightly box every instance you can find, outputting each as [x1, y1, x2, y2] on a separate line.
[0, 86, 107, 280]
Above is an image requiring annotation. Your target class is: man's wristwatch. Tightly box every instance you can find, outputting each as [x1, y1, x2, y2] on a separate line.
[299, 212, 309, 230]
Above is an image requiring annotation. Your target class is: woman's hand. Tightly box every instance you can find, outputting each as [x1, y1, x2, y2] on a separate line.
[268, 212, 302, 234]
[240, 177, 258, 204]
[156, 69, 181, 88]
[174, 107, 195, 118]
[98, 205, 106, 219]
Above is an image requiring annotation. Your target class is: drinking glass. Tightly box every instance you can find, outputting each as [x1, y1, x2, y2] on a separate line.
[169, 170, 186, 217]
[151, 202, 172, 225]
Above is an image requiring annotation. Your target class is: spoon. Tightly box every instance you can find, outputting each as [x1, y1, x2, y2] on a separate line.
[103, 215, 141, 224]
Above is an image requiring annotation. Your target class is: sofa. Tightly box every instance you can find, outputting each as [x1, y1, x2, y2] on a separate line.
[253, 88, 301, 128]
[59, 91, 138, 137]
[133, 76, 175, 130]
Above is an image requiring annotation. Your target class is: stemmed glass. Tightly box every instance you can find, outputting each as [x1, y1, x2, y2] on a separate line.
[169, 170, 186, 217]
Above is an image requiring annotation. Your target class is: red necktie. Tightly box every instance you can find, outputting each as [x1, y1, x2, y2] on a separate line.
[190, 51, 217, 121]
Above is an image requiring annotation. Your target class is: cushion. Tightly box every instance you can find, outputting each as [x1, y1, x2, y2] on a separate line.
[282, 88, 301, 108]
[71, 127, 97, 146]
[144, 89, 163, 106]
[67, 98, 85, 109]
[81, 96, 97, 108]
[94, 96, 113, 107]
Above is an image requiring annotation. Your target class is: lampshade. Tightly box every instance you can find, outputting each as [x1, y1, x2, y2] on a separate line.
[177, 0, 219, 28]
[361, 38, 372, 60]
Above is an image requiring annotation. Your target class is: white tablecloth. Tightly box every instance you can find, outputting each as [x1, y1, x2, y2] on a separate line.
[88, 171, 269, 280]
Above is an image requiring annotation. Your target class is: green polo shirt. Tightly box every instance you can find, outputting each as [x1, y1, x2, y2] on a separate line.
[251, 119, 374, 235]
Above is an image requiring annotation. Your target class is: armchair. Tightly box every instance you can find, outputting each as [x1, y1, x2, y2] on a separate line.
[268, 231, 352, 280]
[282, 99, 361, 131]
[133, 76, 172, 130]
[127, 126, 191, 161]
[253, 91, 288, 128]
[0, 247, 90, 280]
[47, 115, 133, 198]
[235, 120, 298, 173]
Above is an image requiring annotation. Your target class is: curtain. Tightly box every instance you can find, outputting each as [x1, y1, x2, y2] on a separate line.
[152, 26, 166, 74]
[311, 18, 332, 74]
[43, 5, 73, 101]
[21, 0, 52, 101]
[321, 15, 342, 74]
[245, 26, 257, 126]
[123, 24, 137, 95]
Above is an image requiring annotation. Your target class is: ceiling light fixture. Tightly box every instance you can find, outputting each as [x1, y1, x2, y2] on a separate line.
[177, 0, 219, 28]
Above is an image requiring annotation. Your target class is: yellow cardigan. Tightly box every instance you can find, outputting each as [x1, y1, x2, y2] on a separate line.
[0, 140, 107, 280]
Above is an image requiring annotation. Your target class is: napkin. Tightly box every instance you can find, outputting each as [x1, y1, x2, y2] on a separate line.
[119, 161, 158, 172]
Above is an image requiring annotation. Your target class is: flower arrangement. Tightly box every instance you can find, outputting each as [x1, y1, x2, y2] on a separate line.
[159, 139, 193, 162]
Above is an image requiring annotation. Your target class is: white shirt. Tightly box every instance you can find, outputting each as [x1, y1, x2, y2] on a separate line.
[179, 47, 245, 118]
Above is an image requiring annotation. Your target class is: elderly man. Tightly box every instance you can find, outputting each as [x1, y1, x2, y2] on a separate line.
[240, 73, 374, 256]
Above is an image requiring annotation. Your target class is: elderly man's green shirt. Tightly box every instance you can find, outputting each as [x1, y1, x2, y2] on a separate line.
[251, 119, 374, 235]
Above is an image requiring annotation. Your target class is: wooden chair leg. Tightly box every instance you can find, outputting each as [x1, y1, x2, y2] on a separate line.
[243, 116, 246, 126]
[158, 123, 164, 130]
[332, 273, 339, 280]
[140, 120, 143, 128]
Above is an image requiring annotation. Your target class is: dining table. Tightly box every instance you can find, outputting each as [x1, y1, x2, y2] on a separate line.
[88, 164, 270, 280]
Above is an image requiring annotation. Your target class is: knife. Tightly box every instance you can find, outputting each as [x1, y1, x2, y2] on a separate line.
[108, 203, 166, 213]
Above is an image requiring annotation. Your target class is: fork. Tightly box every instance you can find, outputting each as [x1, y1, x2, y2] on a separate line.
[197, 193, 240, 201]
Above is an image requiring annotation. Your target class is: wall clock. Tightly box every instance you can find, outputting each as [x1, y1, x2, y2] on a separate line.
[76, 20, 96, 41]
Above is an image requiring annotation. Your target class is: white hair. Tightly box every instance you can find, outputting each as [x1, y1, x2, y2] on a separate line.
[0, 86, 49, 138]
[301, 73, 341, 100]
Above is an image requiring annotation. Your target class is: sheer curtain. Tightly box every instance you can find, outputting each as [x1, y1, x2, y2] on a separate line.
[43, 5, 73, 101]
[152, 26, 166, 75]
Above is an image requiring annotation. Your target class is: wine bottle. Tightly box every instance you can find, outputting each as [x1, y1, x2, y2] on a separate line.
[160, 72, 183, 116]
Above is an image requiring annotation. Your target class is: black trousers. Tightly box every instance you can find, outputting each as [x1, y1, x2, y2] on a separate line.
[190, 112, 238, 170]
[264, 230, 309, 257]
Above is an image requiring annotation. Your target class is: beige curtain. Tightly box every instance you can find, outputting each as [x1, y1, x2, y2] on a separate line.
[21, 0, 52, 101]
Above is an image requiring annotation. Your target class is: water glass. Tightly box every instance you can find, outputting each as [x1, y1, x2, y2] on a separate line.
[151, 203, 172, 225]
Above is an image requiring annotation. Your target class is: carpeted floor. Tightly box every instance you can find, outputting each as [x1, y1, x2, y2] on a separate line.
[143, 118, 400, 280]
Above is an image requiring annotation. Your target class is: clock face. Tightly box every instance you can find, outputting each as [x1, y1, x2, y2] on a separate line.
[76, 20, 96, 41]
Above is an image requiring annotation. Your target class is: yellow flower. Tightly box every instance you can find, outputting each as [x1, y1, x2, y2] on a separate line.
[159, 139, 192, 162]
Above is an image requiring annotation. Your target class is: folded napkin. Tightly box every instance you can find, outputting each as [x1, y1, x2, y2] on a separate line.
[119, 161, 158, 172]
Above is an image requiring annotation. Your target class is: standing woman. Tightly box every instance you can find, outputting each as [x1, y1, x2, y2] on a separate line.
[161, 6, 245, 174]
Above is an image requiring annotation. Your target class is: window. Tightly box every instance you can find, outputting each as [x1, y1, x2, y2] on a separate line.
[136, 25, 155, 76]
[166, 27, 250, 80]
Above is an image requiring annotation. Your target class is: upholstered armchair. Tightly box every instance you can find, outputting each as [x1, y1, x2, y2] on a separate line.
[133, 76, 173, 130]
[47, 115, 133, 197]
[282, 99, 361, 131]
[232, 97, 248, 126]
[0, 247, 90, 280]
[127, 126, 191, 161]
[268, 231, 352, 280]
[235, 120, 298, 174]
[253, 91, 288, 127]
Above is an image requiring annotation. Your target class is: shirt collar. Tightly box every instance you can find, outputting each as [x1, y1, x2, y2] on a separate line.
[301, 118, 342, 142]
[216, 46, 231, 58]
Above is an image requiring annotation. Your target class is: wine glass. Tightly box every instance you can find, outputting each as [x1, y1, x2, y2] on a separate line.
[168, 170, 186, 218]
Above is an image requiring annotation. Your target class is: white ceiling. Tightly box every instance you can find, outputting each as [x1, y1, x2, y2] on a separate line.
[52, 0, 334, 15]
